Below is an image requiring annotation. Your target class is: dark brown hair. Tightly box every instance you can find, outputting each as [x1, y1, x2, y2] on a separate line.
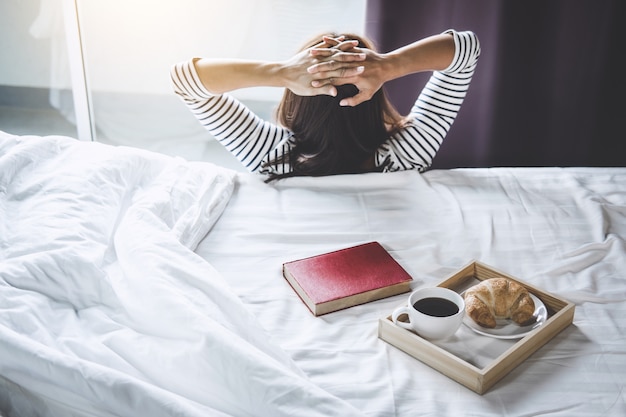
[264, 33, 405, 182]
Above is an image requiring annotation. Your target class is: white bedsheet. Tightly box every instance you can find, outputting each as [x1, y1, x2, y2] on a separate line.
[0, 132, 364, 417]
[1, 131, 625, 416]
[197, 167, 626, 416]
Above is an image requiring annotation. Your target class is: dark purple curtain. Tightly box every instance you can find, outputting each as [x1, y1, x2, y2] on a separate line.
[365, 0, 625, 168]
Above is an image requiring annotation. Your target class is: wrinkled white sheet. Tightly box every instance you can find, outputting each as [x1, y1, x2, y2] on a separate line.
[0, 132, 364, 417]
[1, 131, 625, 417]
[197, 167, 626, 416]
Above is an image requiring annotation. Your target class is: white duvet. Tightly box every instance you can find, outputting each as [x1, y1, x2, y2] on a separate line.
[2, 131, 625, 417]
[0, 132, 363, 417]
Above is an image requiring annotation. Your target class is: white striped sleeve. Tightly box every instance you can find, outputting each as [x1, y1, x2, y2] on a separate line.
[170, 59, 292, 173]
[376, 30, 481, 172]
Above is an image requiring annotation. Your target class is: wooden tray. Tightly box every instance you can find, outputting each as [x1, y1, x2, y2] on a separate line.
[378, 260, 575, 394]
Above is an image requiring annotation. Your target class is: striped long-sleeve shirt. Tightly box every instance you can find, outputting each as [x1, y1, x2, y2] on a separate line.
[171, 29, 480, 176]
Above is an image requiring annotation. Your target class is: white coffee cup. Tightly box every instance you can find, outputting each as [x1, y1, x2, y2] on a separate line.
[392, 287, 465, 340]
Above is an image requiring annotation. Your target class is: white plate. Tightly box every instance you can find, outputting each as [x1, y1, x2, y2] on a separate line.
[462, 292, 547, 339]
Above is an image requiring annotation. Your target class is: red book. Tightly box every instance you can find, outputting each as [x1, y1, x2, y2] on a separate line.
[282, 242, 413, 316]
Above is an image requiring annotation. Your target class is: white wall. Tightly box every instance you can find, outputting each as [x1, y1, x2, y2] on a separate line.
[0, 0, 60, 88]
[1, 0, 366, 100]
[1, 1, 367, 154]
[79, 0, 366, 101]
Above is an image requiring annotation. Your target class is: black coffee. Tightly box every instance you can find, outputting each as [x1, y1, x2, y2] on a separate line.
[413, 297, 459, 317]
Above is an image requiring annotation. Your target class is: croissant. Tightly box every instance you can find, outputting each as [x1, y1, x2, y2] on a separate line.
[464, 278, 535, 328]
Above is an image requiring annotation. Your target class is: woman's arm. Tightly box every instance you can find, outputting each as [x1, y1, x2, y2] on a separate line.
[192, 40, 366, 97]
[309, 32, 456, 107]
[169, 41, 365, 173]
[171, 59, 295, 173]
[375, 30, 481, 172]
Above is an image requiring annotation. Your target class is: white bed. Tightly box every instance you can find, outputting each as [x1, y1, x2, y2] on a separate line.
[1, 131, 624, 417]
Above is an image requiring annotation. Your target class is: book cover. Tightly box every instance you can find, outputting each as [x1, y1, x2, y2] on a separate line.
[282, 241, 413, 316]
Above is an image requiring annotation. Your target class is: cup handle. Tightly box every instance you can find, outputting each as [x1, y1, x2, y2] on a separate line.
[391, 306, 413, 330]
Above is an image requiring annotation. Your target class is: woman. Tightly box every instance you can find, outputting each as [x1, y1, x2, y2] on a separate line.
[171, 29, 480, 181]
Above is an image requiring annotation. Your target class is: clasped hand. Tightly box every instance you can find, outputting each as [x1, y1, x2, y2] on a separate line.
[285, 36, 385, 107]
